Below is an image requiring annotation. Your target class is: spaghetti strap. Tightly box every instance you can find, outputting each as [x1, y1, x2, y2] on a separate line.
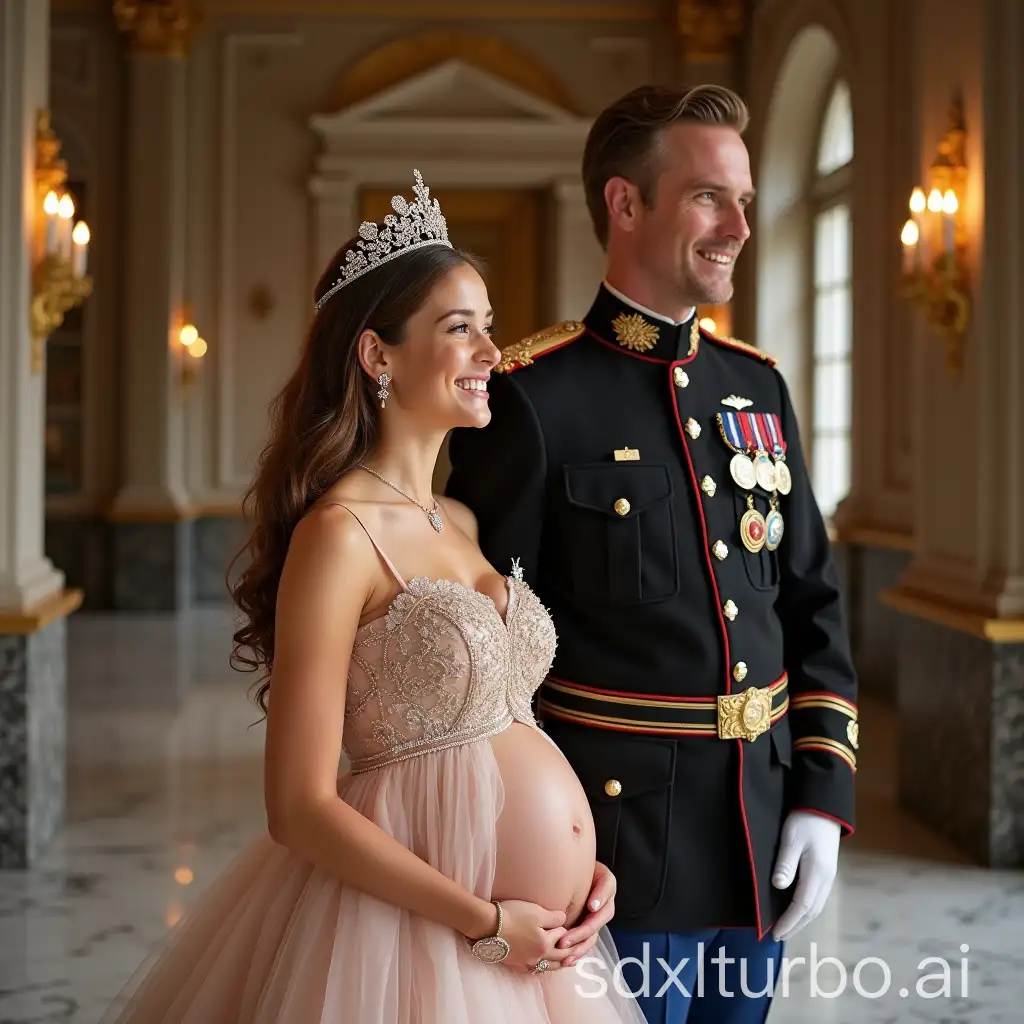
[318, 502, 408, 591]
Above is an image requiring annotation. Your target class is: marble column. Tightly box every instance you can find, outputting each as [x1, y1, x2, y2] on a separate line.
[107, 4, 199, 610]
[0, 0, 82, 868]
[882, 0, 1024, 867]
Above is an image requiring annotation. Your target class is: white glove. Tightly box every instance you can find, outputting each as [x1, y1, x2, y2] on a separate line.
[770, 811, 841, 941]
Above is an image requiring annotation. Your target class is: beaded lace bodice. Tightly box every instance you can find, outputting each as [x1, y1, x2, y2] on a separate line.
[343, 576, 557, 773]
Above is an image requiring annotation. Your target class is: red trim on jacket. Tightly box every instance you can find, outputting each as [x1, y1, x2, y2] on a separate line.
[545, 675, 717, 703]
[667, 360, 764, 938]
[584, 326, 702, 366]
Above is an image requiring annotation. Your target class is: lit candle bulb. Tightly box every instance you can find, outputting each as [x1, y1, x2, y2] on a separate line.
[57, 194, 75, 260]
[941, 189, 959, 255]
[71, 222, 90, 277]
[908, 188, 927, 264]
[179, 323, 198, 347]
[43, 191, 60, 254]
[188, 337, 208, 359]
[927, 188, 944, 213]
[901, 219, 919, 274]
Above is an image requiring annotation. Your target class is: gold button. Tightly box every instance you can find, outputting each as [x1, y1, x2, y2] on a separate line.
[701, 475, 717, 497]
[733, 662, 748, 682]
[723, 600, 738, 621]
[604, 779, 622, 797]
[685, 418, 701, 439]
[614, 498, 631, 516]
[673, 367, 689, 388]
[713, 540, 728, 561]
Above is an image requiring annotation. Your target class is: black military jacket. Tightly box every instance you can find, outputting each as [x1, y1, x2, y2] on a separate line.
[446, 285, 859, 937]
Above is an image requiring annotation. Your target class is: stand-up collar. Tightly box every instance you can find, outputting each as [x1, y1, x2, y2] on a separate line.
[584, 283, 699, 363]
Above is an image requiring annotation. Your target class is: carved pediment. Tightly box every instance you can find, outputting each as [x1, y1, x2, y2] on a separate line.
[311, 58, 579, 135]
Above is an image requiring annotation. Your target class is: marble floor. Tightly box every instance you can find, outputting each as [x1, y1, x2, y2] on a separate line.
[1, 607, 1022, 1023]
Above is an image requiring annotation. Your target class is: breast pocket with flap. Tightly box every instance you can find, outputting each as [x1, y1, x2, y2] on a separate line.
[562, 463, 678, 605]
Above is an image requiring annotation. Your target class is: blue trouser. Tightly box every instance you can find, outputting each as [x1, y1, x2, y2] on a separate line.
[607, 926, 783, 1023]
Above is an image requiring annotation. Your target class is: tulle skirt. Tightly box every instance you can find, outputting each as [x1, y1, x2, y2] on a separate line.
[101, 739, 646, 1023]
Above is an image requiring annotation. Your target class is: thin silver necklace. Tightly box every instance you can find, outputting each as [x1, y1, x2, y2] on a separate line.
[356, 463, 444, 533]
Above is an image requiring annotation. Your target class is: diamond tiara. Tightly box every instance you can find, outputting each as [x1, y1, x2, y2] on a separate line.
[314, 169, 452, 313]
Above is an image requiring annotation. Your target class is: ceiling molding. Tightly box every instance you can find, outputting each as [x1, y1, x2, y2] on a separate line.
[54, 1, 662, 22]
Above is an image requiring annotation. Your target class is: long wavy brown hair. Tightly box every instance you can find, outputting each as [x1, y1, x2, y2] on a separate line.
[228, 236, 484, 716]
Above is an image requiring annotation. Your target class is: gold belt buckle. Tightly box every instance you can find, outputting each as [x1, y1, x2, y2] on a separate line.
[717, 685, 772, 742]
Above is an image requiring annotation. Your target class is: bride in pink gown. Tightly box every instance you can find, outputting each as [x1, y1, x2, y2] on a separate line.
[102, 172, 645, 1023]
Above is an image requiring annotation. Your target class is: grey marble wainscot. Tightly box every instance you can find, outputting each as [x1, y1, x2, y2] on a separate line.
[897, 615, 1024, 867]
[0, 617, 66, 868]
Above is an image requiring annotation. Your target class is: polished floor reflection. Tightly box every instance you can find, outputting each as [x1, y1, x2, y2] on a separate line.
[1, 608, 1022, 1023]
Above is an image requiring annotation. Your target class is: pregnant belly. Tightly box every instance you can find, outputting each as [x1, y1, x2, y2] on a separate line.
[488, 723, 596, 927]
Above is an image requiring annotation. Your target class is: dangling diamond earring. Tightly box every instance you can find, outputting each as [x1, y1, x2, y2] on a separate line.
[377, 372, 391, 409]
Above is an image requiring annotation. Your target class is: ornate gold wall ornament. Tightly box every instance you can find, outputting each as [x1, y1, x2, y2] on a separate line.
[30, 111, 92, 373]
[612, 312, 659, 353]
[30, 257, 93, 372]
[676, 0, 744, 62]
[899, 92, 972, 376]
[113, 0, 201, 58]
[34, 111, 68, 203]
[173, 309, 208, 399]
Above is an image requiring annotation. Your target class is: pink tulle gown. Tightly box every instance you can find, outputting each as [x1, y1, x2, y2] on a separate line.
[102, 513, 645, 1024]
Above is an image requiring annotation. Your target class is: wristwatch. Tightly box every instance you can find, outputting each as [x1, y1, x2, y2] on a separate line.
[469, 901, 511, 963]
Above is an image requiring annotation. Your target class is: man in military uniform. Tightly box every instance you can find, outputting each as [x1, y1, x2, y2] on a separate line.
[446, 84, 858, 1023]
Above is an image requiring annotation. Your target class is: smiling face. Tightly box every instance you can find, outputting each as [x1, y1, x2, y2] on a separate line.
[609, 123, 754, 309]
[361, 263, 501, 432]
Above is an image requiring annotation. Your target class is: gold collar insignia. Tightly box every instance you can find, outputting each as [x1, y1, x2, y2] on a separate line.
[611, 312, 660, 353]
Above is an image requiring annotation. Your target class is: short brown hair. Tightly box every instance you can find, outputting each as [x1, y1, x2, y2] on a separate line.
[582, 84, 750, 247]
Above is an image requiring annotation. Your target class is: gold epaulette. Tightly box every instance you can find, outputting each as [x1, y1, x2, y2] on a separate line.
[494, 320, 585, 374]
[702, 329, 777, 367]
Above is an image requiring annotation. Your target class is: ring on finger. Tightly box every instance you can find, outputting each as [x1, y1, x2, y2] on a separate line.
[531, 959, 550, 974]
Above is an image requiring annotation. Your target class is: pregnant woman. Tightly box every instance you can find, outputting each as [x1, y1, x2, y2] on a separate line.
[102, 172, 644, 1023]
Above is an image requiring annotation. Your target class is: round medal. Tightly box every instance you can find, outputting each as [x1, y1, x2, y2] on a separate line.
[765, 507, 785, 551]
[754, 452, 777, 492]
[730, 453, 757, 490]
[740, 506, 767, 553]
[775, 460, 793, 495]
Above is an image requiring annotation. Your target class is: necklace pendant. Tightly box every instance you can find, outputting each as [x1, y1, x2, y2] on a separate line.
[427, 507, 444, 533]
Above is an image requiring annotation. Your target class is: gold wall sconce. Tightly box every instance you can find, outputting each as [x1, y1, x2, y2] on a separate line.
[899, 93, 971, 375]
[172, 306, 208, 397]
[31, 110, 92, 373]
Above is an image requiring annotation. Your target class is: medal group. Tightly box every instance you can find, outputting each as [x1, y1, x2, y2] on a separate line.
[716, 411, 791, 555]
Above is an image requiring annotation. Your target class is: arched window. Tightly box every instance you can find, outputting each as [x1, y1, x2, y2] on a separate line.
[809, 79, 853, 521]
